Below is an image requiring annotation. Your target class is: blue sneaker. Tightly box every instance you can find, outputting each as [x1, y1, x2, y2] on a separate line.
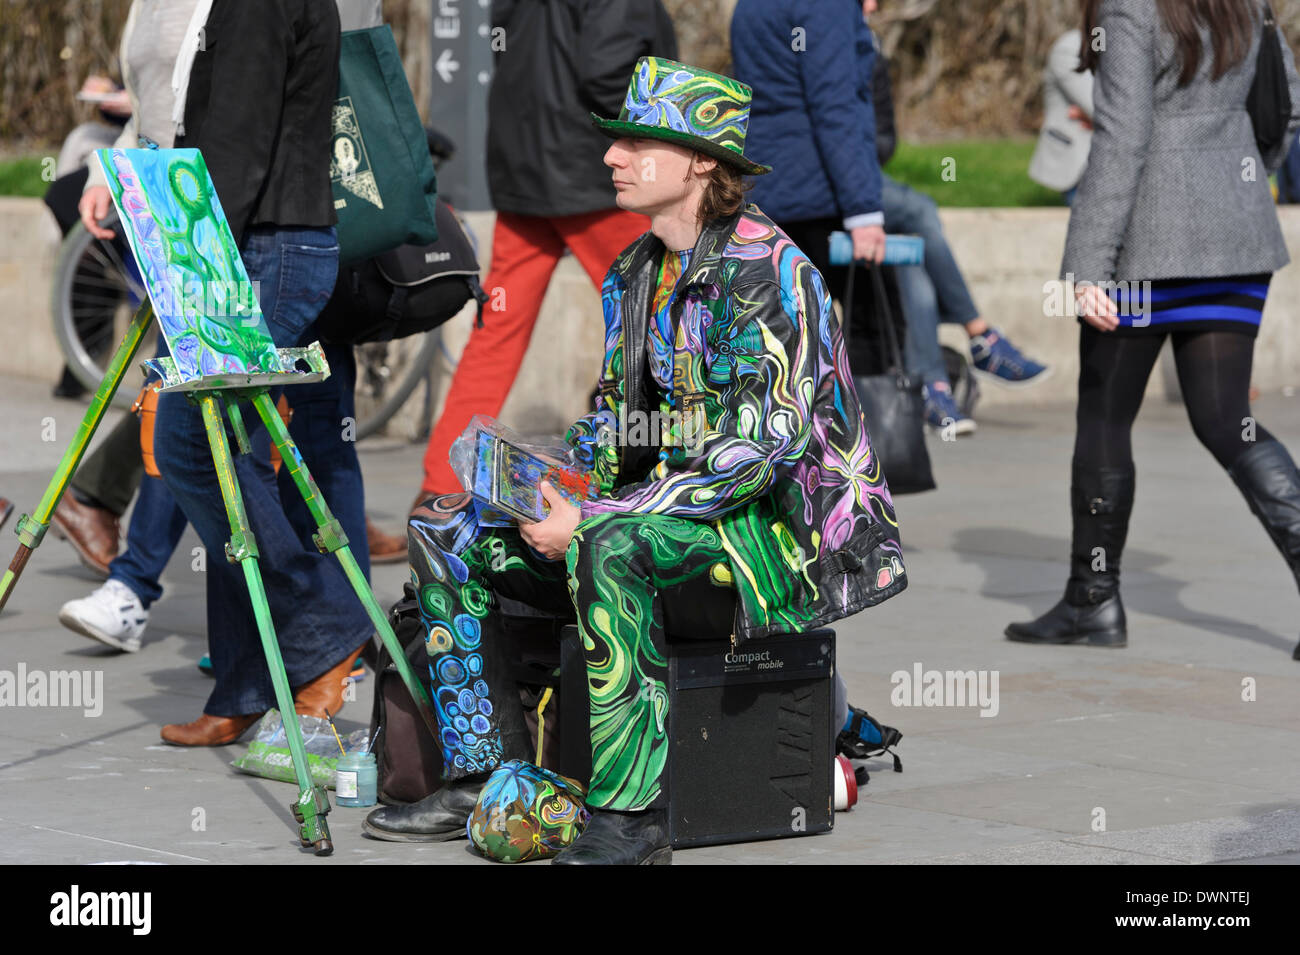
[969, 329, 1051, 387]
[923, 380, 976, 436]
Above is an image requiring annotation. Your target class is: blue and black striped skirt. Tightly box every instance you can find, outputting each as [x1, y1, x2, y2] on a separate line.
[1102, 274, 1270, 337]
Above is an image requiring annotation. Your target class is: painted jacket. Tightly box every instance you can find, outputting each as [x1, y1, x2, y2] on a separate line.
[566, 204, 906, 642]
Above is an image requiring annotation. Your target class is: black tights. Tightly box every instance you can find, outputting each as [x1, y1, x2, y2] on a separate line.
[1074, 326, 1273, 471]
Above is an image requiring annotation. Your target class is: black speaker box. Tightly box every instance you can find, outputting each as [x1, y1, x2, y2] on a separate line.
[667, 630, 836, 849]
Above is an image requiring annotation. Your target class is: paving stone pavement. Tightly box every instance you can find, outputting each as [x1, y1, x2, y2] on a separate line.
[0, 376, 1297, 865]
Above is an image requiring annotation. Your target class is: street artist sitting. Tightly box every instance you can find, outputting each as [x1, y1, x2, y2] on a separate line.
[363, 58, 908, 865]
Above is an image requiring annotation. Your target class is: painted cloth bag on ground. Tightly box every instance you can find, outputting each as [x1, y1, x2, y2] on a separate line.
[468, 760, 590, 863]
[231, 710, 367, 789]
[332, 26, 438, 263]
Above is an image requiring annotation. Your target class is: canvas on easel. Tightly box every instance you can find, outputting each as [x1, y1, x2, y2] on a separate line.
[96, 147, 328, 391]
[46, 146, 434, 854]
[1, 148, 437, 853]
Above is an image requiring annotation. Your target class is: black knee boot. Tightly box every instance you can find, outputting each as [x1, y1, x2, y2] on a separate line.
[1006, 463, 1133, 647]
[1228, 440, 1300, 660]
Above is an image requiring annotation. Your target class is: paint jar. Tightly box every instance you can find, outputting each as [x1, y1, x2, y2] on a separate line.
[335, 751, 377, 807]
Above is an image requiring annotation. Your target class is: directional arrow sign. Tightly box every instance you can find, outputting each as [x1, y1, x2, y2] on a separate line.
[436, 48, 460, 84]
[427, 2, 491, 209]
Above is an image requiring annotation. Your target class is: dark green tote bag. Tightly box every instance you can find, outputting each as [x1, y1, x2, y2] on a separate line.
[332, 26, 438, 264]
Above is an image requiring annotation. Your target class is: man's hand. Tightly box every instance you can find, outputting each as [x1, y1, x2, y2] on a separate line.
[78, 185, 116, 240]
[851, 224, 887, 265]
[517, 481, 582, 560]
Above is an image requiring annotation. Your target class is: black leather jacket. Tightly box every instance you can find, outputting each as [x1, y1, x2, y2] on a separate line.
[179, 0, 340, 245]
[486, 0, 677, 217]
[568, 205, 908, 642]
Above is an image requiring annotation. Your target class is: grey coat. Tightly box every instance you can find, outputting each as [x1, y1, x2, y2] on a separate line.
[1061, 0, 1300, 284]
[1029, 30, 1095, 193]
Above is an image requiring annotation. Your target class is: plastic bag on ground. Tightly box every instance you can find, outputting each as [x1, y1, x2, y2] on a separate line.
[230, 709, 369, 789]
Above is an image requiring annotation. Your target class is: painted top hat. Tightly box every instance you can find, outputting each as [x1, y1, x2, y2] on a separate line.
[591, 56, 772, 176]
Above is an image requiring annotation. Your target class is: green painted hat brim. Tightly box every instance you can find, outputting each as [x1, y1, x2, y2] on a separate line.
[590, 114, 771, 176]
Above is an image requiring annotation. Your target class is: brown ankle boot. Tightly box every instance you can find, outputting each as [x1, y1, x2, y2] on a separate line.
[293, 641, 370, 718]
[366, 517, 408, 564]
[51, 495, 120, 577]
[161, 712, 264, 746]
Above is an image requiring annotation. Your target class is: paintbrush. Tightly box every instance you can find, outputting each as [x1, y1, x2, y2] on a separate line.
[323, 708, 347, 756]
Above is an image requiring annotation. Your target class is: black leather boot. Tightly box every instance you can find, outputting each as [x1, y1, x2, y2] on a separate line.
[1228, 439, 1300, 660]
[551, 808, 672, 865]
[1006, 463, 1134, 647]
[361, 774, 485, 842]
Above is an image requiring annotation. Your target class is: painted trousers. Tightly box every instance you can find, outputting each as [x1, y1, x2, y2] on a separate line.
[407, 493, 737, 811]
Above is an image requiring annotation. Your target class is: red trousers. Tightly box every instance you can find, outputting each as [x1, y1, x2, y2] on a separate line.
[420, 207, 650, 496]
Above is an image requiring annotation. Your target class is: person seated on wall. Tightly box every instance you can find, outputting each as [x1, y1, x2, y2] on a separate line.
[362, 57, 908, 865]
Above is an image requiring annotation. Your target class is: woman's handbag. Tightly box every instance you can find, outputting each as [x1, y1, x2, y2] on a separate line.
[132, 383, 162, 479]
[1247, 2, 1293, 159]
[332, 26, 439, 264]
[844, 263, 936, 495]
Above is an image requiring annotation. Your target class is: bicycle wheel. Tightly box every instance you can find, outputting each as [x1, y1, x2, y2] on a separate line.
[51, 216, 154, 408]
[353, 329, 443, 440]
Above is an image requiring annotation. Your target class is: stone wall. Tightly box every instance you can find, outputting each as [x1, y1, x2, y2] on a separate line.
[4, 201, 1298, 443]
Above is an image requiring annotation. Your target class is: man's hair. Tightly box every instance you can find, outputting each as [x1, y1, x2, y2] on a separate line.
[697, 158, 750, 223]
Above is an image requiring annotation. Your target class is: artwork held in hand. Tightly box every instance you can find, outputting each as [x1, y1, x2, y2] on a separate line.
[472, 432, 596, 525]
[96, 147, 281, 384]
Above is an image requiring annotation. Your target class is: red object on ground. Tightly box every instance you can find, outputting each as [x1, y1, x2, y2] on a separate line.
[834, 754, 858, 811]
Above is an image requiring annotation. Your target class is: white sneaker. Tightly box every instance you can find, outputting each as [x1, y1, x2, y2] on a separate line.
[58, 579, 148, 653]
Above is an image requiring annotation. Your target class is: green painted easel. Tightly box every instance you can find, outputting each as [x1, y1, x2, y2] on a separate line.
[0, 146, 437, 855]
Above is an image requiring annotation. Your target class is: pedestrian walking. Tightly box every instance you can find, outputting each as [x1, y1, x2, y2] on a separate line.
[1007, 0, 1300, 660]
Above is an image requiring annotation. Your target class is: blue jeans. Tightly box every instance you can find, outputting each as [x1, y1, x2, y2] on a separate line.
[108, 340, 188, 609]
[107, 474, 186, 610]
[279, 340, 369, 582]
[109, 343, 370, 609]
[153, 226, 373, 716]
[881, 174, 980, 384]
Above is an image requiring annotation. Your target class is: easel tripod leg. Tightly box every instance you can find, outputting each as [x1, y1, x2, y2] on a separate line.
[249, 391, 440, 742]
[0, 301, 154, 613]
[197, 392, 332, 855]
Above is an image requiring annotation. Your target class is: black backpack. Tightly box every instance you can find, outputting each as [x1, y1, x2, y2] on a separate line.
[368, 585, 440, 805]
[317, 197, 487, 345]
[367, 586, 588, 805]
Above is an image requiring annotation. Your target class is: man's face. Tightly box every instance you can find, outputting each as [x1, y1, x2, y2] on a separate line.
[603, 138, 699, 216]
